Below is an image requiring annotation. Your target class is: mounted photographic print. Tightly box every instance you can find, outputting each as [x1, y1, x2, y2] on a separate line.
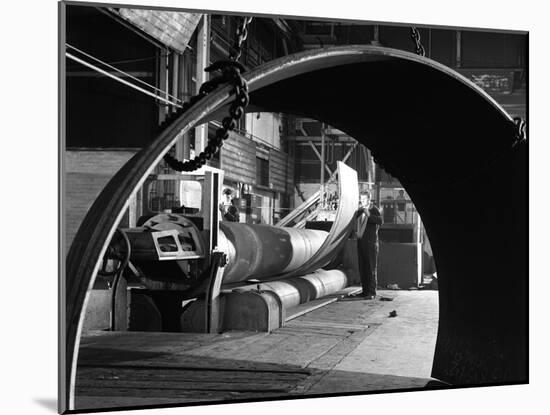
[59, 1, 528, 413]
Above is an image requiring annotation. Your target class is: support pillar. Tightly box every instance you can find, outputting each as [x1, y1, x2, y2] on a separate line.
[195, 15, 210, 154]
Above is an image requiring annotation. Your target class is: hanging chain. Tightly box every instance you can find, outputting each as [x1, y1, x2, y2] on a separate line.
[513, 116, 527, 146]
[164, 16, 253, 172]
[230, 16, 253, 61]
[410, 27, 426, 57]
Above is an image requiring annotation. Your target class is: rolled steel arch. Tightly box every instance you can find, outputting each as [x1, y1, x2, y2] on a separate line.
[63, 45, 526, 409]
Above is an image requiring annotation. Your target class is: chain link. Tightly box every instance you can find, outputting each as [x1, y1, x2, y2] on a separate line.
[513, 117, 527, 145]
[410, 27, 426, 57]
[230, 16, 253, 61]
[163, 16, 253, 172]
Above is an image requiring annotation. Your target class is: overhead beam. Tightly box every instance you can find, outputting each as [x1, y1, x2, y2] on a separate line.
[288, 135, 357, 143]
[325, 127, 346, 135]
[307, 140, 333, 176]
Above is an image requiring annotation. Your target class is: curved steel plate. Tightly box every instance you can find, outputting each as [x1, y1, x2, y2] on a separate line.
[277, 161, 358, 279]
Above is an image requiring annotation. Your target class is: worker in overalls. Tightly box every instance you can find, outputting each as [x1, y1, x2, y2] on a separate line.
[220, 188, 240, 222]
[355, 190, 383, 299]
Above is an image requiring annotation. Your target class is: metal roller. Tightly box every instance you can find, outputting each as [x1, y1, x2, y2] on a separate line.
[181, 269, 349, 332]
[218, 222, 328, 284]
[234, 269, 349, 309]
[299, 269, 349, 299]
[282, 227, 328, 272]
[217, 161, 357, 285]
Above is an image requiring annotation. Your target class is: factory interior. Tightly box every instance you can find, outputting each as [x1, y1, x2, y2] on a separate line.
[60, 4, 527, 412]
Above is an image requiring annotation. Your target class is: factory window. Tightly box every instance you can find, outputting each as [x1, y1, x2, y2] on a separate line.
[256, 157, 270, 187]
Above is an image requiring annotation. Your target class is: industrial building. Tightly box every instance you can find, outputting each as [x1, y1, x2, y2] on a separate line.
[60, 3, 527, 413]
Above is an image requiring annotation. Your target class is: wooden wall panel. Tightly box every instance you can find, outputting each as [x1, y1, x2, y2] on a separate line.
[220, 132, 256, 185]
[269, 148, 294, 193]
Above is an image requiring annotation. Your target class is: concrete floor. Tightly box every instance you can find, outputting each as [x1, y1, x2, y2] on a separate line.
[75, 289, 439, 410]
[305, 290, 439, 394]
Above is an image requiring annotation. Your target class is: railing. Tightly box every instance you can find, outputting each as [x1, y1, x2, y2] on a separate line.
[379, 199, 418, 225]
[276, 190, 321, 227]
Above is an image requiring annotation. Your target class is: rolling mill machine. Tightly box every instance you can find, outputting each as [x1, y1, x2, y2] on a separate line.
[86, 162, 359, 334]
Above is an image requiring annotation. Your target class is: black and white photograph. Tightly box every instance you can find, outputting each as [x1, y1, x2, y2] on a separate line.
[5, 0, 550, 414]
[56, 1, 532, 412]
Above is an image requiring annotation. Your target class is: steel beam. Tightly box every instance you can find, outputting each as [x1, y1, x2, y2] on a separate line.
[308, 140, 333, 176]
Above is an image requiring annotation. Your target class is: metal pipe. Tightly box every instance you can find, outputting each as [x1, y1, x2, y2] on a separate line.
[66, 52, 182, 108]
[66, 43, 182, 103]
[320, 123, 326, 207]
[195, 14, 210, 153]
[171, 52, 179, 113]
[158, 49, 169, 121]
[456, 30, 462, 68]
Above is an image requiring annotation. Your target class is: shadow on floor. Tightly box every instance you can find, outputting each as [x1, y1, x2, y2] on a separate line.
[34, 398, 57, 413]
[75, 350, 451, 411]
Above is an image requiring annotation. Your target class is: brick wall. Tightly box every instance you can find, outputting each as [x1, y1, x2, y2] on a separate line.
[64, 151, 137, 251]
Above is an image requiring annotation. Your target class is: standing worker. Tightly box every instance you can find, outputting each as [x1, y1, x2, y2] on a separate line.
[220, 188, 240, 222]
[355, 190, 383, 299]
